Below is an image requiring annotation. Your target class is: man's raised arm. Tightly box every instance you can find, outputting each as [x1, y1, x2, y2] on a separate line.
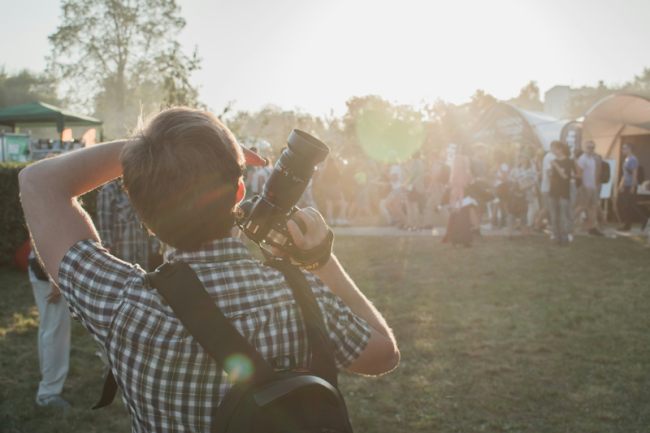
[19, 141, 127, 284]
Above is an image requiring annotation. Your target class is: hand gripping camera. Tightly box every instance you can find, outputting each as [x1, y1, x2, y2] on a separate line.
[237, 130, 330, 255]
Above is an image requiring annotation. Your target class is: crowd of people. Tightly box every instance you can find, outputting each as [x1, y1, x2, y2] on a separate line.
[244, 139, 645, 246]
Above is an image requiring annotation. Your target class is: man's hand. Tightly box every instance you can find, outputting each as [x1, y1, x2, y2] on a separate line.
[269, 208, 330, 259]
[287, 208, 329, 251]
[45, 281, 62, 304]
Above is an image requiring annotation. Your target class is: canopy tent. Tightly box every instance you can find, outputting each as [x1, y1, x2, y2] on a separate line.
[582, 94, 650, 213]
[582, 94, 650, 159]
[560, 120, 583, 154]
[0, 102, 103, 139]
[472, 102, 569, 151]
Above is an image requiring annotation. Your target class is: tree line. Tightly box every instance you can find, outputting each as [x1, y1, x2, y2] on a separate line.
[1, 0, 649, 156]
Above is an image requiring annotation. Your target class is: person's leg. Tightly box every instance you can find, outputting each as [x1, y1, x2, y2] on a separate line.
[390, 194, 408, 226]
[559, 198, 570, 243]
[549, 197, 561, 243]
[507, 213, 515, 239]
[527, 198, 539, 228]
[411, 201, 421, 228]
[31, 280, 71, 402]
[500, 201, 508, 228]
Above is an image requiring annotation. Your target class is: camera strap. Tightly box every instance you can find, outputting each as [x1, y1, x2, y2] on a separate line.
[291, 228, 335, 271]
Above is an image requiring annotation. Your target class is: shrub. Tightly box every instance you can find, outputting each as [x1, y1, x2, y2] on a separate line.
[0, 162, 99, 268]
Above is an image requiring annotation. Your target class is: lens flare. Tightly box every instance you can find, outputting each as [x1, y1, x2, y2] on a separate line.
[224, 353, 254, 382]
[356, 107, 425, 163]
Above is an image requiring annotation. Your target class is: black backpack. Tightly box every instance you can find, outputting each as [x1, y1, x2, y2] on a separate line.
[93, 259, 353, 433]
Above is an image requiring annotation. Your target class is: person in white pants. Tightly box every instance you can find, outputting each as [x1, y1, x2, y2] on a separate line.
[28, 251, 71, 408]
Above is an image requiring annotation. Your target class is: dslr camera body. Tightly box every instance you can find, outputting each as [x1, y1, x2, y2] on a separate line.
[237, 130, 330, 254]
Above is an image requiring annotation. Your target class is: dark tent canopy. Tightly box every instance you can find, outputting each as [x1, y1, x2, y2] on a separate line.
[0, 102, 103, 136]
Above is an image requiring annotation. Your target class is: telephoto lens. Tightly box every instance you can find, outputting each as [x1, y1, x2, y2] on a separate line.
[237, 130, 330, 253]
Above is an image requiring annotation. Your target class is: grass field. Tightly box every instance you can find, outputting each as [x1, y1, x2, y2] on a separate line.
[1, 235, 650, 432]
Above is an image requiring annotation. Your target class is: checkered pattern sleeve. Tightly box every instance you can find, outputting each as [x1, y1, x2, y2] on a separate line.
[58, 239, 142, 345]
[303, 271, 372, 371]
[97, 182, 116, 249]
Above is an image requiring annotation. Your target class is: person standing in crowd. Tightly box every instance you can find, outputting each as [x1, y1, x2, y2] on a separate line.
[321, 157, 347, 226]
[548, 141, 575, 245]
[351, 161, 372, 219]
[28, 245, 71, 408]
[97, 179, 161, 271]
[253, 157, 273, 197]
[617, 142, 643, 231]
[490, 149, 509, 230]
[404, 151, 425, 230]
[506, 154, 536, 240]
[423, 150, 448, 228]
[577, 141, 604, 236]
[340, 161, 357, 225]
[243, 146, 259, 199]
[470, 143, 489, 235]
[387, 160, 408, 229]
[533, 144, 557, 233]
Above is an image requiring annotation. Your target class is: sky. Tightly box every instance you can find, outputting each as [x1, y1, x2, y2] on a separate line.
[1, 0, 648, 117]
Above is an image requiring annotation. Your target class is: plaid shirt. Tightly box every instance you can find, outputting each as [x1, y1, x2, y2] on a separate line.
[97, 180, 160, 269]
[58, 237, 371, 432]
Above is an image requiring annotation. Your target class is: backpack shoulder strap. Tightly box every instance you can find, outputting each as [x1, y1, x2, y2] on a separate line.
[92, 261, 277, 411]
[147, 262, 277, 384]
[264, 259, 339, 386]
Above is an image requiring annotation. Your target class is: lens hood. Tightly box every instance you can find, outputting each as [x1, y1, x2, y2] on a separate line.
[287, 130, 330, 167]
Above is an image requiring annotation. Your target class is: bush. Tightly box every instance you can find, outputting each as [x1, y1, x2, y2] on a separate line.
[0, 162, 100, 268]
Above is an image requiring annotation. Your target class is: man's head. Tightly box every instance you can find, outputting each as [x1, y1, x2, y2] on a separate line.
[622, 142, 635, 156]
[120, 107, 245, 251]
[550, 140, 564, 158]
[584, 141, 596, 156]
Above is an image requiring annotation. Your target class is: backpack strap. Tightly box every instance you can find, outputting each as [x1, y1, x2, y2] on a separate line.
[264, 259, 339, 387]
[92, 261, 277, 410]
[147, 262, 277, 384]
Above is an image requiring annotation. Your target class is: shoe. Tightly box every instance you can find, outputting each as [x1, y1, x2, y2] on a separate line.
[588, 228, 604, 237]
[36, 395, 71, 409]
[568, 234, 573, 243]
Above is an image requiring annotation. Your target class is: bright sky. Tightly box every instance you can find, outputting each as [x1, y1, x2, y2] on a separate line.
[1, 0, 648, 117]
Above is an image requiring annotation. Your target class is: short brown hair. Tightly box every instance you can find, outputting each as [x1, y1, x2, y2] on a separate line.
[120, 107, 244, 251]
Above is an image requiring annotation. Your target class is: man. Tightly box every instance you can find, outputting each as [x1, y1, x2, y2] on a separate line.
[533, 145, 557, 233]
[19, 107, 399, 432]
[243, 146, 259, 199]
[548, 141, 574, 245]
[617, 142, 642, 231]
[577, 141, 604, 236]
[470, 143, 488, 235]
[97, 179, 161, 270]
[28, 247, 71, 408]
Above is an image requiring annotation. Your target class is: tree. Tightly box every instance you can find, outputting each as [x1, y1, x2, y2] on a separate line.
[0, 67, 60, 110]
[48, 0, 201, 138]
[507, 81, 543, 111]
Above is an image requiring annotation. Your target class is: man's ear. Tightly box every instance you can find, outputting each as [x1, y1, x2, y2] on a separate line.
[236, 178, 245, 204]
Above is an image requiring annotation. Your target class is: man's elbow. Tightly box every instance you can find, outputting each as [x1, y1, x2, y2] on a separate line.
[18, 165, 39, 198]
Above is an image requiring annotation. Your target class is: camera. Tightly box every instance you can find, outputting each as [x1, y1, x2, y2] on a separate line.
[237, 129, 330, 253]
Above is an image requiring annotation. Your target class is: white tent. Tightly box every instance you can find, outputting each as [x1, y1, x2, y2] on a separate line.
[472, 102, 569, 151]
[582, 94, 650, 159]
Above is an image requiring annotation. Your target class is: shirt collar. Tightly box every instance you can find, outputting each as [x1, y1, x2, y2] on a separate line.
[164, 237, 252, 264]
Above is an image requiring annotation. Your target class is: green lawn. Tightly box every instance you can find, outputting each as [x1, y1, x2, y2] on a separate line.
[2, 235, 650, 432]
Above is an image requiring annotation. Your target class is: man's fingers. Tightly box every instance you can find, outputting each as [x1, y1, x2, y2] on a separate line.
[294, 209, 317, 235]
[303, 208, 328, 240]
[287, 219, 306, 246]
